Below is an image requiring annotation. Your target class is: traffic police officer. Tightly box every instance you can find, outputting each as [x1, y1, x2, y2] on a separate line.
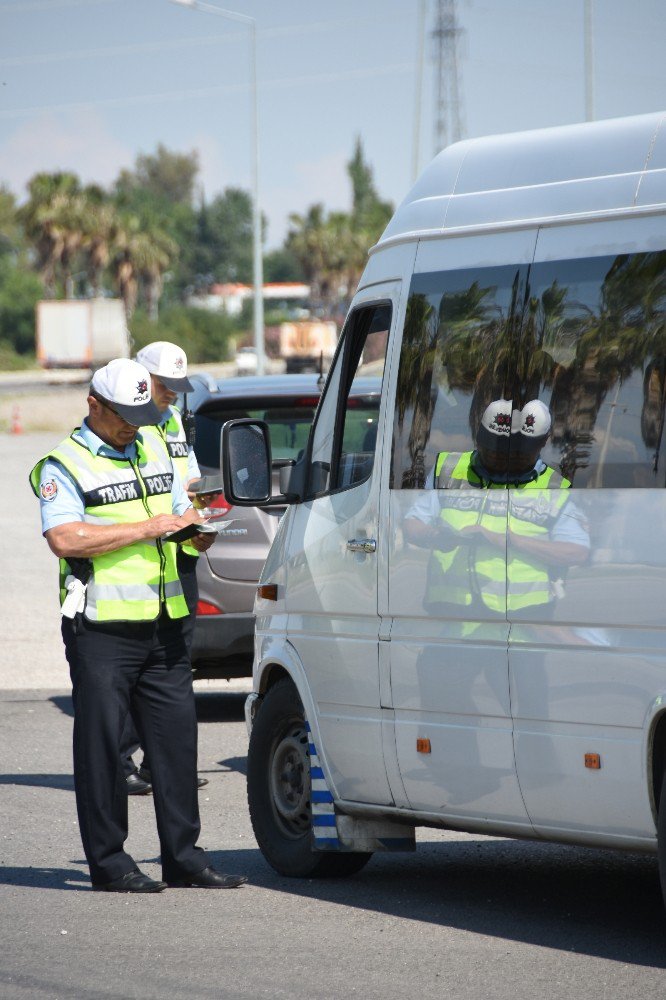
[30, 358, 246, 892]
[121, 341, 209, 793]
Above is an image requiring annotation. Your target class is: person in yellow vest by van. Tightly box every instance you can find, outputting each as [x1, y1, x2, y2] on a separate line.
[119, 341, 210, 795]
[404, 398, 590, 616]
[30, 358, 246, 893]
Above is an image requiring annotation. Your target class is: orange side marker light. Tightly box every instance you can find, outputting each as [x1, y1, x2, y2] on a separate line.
[257, 584, 278, 601]
[416, 738, 431, 754]
[584, 753, 601, 769]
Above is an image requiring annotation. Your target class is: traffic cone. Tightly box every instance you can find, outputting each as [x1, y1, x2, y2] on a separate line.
[9, 405, 22, 434]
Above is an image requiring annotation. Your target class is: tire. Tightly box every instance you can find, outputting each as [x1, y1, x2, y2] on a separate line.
[247, 678, 372, 878]
[658, 768, 666, 910]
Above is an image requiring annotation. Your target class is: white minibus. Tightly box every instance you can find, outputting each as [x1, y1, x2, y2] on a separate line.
[221, 110, 666, 906]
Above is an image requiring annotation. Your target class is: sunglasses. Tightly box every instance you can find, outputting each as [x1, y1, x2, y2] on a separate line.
[92, 393, 140, 428]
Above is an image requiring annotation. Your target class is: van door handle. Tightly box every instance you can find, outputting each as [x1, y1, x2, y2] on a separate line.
[347, 538, 377, 554]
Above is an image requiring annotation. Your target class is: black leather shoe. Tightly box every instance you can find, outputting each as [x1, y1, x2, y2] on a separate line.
[93, 869, 167, 893]
[167, 866, 247, 889]
[139, 765, 208, 789]
[126, 771, 152, 795]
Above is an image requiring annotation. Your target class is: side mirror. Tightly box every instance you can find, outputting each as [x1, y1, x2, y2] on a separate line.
[221, 419, 272, 505]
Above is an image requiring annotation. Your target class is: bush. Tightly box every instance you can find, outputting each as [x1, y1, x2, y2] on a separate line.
[0, 257, 43, 356]
[0, 338, 36, 370]
[127, 306, 240, 364]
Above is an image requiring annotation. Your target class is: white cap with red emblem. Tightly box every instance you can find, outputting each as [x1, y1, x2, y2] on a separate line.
[512, 399, 551, 439]
[135, 341, 194, 392]
[91, 358, 162, 426]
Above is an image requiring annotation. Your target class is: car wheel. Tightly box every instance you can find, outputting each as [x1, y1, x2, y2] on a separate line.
[247, 678, 372, 878]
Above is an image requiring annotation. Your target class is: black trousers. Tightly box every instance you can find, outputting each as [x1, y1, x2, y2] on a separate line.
[62, 607, 208, 885]
[120, 553, 199, 777]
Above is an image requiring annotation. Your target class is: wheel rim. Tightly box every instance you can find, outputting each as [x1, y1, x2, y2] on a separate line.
[269, 721, 311, 837]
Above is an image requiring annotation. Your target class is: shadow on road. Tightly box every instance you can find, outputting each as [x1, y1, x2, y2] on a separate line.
[3, 835, 666, 968]
[194, 692, 247, 724]
[50, 694, 73, 718]
[0, 773, 73, 791]
[211, 839, 666, 968]
[0, 866, 89, 891]
[48, 691, 246, 724]
[217, 755, 247, 775]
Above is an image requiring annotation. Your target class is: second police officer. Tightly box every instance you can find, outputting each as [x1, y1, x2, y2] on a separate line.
[120, 342, 211, 793]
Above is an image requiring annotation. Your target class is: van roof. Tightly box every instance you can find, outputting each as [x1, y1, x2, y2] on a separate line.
[375, 111, 666, 252]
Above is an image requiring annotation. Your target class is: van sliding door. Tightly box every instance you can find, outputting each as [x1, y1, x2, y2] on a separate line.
[386, 231, 536, 825]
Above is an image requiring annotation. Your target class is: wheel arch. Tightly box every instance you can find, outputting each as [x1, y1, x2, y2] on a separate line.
[650, 708, 666, 823]
[253, 639, 335, 795]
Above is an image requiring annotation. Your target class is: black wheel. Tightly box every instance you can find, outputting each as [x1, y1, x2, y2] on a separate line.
[247, 678, 372, 878]
[658, 768, 666, 910]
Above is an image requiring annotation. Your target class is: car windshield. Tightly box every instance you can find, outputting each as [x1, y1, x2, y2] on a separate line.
[194, 402, 317, 467]
[193, 394, 380, 469]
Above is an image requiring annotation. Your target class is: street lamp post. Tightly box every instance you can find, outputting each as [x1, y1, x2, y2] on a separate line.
[170, 0, 265, 375]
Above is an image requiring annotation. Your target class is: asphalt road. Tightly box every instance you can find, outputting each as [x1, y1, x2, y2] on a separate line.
[3, 430, 666, 999]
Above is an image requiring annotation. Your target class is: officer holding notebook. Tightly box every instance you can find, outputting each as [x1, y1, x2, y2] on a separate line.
[120, 341, 215, 794]
[30, 358, 246, 893]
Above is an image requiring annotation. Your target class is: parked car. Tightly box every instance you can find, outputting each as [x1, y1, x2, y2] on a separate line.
[235, 346, 258, 376]
[178, 374, 381, 679]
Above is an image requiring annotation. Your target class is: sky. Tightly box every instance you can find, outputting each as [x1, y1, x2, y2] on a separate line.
[1, 0, 665, 250]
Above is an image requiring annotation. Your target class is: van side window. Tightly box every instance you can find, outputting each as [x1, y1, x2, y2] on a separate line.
[308, 302, 390, 497]
[391, 250, 666, 488]
[391, 266, 527, 489]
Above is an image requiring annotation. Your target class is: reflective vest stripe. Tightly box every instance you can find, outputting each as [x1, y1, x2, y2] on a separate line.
[46, 433, 170, 495]
[30, 433, 188, 622]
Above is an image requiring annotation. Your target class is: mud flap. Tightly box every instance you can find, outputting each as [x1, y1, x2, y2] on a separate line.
[307, 723, 415, 853]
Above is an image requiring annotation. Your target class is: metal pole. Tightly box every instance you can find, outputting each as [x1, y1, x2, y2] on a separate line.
[169, 0, 265, 374]
[584, 0, 595, 121]
[249, 18, 265, 374]
[412, 0, 427, 183]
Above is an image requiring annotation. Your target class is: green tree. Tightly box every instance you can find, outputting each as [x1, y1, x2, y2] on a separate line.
[115, 144, 199, 205]
[80, 185, 120, 297]
[191, 188, 255, 285]
[20, 172, 85, 297]
[0, 255, 42, 356]
[286, 204, 339, 312]
[348, 136, 393, 236]
[0, 186, 24, 258]
[111, 214, 177, 321]
[286, 140, 393, 316]
[263, 245, 306, 283]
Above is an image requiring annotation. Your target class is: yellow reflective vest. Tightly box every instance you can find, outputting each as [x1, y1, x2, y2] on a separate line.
[147, 406, 199, 560]
[30, 431, 188, 623]
[428, 451, 571, 613]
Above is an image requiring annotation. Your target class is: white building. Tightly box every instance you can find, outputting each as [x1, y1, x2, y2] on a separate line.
[187, 282, 310, 317]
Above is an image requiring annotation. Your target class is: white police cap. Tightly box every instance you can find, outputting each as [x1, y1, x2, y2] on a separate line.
[136, 341, 193, 392]
[91, 359, 162, 426]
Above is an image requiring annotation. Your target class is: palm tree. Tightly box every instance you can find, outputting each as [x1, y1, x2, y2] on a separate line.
[286, 204, 332, 312]
[111, 215, 177, 321]
[20, 172, 84, 297]
[81, 187, 120, 297]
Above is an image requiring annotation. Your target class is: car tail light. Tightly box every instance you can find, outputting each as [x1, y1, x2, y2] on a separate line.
[203, 492, 233, 524]
[196, 600, 222, 616]
[208, 493, 232, 514]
